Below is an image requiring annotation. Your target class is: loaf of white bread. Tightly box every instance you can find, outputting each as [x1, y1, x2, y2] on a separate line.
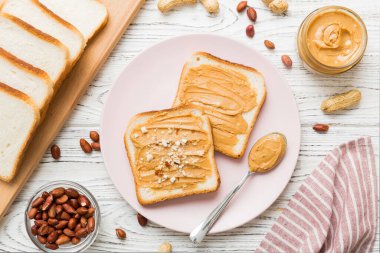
[0, 0, 108, 182]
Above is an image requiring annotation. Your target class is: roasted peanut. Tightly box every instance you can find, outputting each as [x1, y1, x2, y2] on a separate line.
[62, 203, 76, 214]
[246, 24, 255, 37]
[69, 199, 79, 209]
[45, 243, 58, 250]
[65, 188, 79, 198]
[48, 218, 59, 226]
[313, 124, 329, 132]
[281, 55, 292, 68]
[51, 144, 61, 160]
[37, 235, 47, 244]
[264, 40, 275, 49]
[51, 187, 65, 198]
[75, 228, 88, 238]
[115, 228, 126, 239]
[76, 207, 88, 216]
[137, 213, 148, 227]
[31, 225, 38, 236]
[55, 195, 69, 205]
[80, 138, 92, 153]
[247, 7, 257, 22]
[78, 195, 90, 207]
[41, 195, 54, 211]
[63, 228, 76, 237]
[60, 212, 71, 221]
[56, 234, 70, 245]
[28, 208, 38, 219]
[80, 217, 88, 228]
[91, 142, 101, 151]
[32, 197, 45, 208]
[90, 131, 100, 142]
[38, 224, 49, 236]
[87, 217, 95, 232]
[71, 237, 81, 245]
[55, 220, 68, 230]
[68, 218, 77, 230]
[47, 231, 59, 244]
[237, 1, 247, 12]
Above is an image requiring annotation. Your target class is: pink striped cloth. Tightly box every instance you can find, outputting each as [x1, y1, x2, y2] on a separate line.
[256, 137, 378, 253]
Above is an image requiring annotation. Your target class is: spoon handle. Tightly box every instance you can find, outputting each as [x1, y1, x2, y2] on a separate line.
[189, 171, 254, 243]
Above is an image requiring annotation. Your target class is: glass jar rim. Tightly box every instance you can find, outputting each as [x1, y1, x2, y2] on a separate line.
[298, 5, 368, 70]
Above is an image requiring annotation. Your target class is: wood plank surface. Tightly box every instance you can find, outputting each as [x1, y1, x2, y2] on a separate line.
[0, 0, 145, 218]
[0, 0, 378, 252]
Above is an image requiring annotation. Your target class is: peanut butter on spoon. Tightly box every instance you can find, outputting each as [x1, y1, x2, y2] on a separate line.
[248, 133, 287, 173]
[190, 132, 287, 243]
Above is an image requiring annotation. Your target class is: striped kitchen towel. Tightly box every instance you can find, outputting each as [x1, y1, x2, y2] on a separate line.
[256, 137, 378, 253]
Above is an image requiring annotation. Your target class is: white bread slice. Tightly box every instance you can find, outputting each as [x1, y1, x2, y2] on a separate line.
[0, 82, 39, 182]
[1, 0, 85, 64]
[0, 13, 69, 85]
[38, 0, 108, 41]
[173, 52, 266, 158]
[0, 48, 53, 113]
[124, 106, 220, 205]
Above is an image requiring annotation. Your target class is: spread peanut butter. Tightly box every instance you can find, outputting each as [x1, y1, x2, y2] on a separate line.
[177, 64, 257, 154]
[130, 108, 213, 190]
[306, 8, 364, 67]
[248, 133, 286, 173]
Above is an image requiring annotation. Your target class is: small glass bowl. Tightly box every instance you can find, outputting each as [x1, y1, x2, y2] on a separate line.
[25, 181, 100, 252]
[297, 6, 368, 75]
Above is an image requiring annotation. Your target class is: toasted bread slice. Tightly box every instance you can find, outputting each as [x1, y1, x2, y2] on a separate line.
[1, 0, 85, 64]
[0, 82, 39, 182]
[124, 106, 220, 205]
[0, 13, 69, 85]
[0, 48, 53, 114]
[173, 52, 266, 158]
[38, 0, 108, 41]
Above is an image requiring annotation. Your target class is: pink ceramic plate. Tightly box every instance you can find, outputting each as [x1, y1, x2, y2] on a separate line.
[101, 34, 300, 234]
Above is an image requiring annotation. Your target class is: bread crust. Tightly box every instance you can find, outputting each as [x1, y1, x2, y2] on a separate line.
[173, 52, 267, 159]
[0, 48, 53, 117]
[30, 0, 86, 64]
[0, 82, 39, 182]
[0, 13, 70, 85]
[124, 106, 220, 205]
[0, 47, 52, 83]
[88, 0, 108, 41]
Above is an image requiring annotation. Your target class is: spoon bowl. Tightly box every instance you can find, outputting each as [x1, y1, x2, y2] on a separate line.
[248, 132, 287, 173]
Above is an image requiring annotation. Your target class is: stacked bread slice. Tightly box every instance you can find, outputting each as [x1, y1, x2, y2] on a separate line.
[0, 0, 108, 182]
[0, 83, 40, 182]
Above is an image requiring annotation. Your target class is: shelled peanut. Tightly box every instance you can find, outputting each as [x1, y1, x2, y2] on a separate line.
[27, 187, 96, 250]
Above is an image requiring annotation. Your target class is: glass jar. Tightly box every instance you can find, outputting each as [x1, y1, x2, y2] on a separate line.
[25, 181, 100, 252]
[297, 6, 367, 75]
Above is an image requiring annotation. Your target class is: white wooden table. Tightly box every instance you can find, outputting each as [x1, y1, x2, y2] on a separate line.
[0, 0, 378, 252]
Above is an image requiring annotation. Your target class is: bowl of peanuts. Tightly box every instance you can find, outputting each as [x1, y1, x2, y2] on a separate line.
[25, 181, 100, 252]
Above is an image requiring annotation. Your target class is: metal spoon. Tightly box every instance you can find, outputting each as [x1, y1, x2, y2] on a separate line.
[189, 132, 287, 243]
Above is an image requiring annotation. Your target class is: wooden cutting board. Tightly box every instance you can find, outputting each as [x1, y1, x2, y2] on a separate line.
[0, 0, 145, 218]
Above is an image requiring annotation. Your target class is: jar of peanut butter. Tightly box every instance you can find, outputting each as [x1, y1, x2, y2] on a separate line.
[297, 6, 367, 74]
